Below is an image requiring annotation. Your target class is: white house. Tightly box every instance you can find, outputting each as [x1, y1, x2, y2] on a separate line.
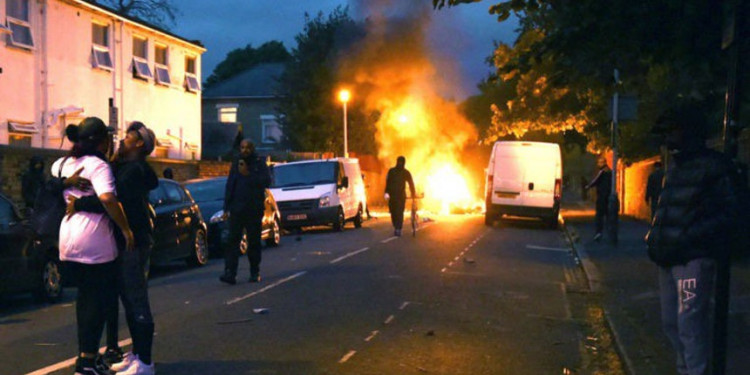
[0, 0, 205, 159]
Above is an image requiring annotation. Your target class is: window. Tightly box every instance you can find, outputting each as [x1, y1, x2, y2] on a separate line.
[8, 121, 37, 147]
[6, 0, 34, 49]
[163, 182, 186, 204]
[91, 23, 113, 70]
[148, 185, 167, 207]
[132, 36, 152, 80]
[154, 44, 170, 85]
[0, 196, 17, 226]
[184, 56, 200, 92]
[217, 105, 238, 123]
[260, 115, 282, 144]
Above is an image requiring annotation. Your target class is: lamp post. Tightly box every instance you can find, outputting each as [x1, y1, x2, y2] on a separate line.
[338, 89, 351, 158]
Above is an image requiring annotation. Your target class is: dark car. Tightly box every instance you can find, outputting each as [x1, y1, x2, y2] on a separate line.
[148, 179, 209, 268]
[0, 194, 63, 302]
[183, 176, 281, 256]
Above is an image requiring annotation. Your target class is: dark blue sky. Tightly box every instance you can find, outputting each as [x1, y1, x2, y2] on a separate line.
[172, 1, 518, 99]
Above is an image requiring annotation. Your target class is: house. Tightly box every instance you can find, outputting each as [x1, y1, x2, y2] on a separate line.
[201, 62, 285, 160]
[0, 0, 205, 160]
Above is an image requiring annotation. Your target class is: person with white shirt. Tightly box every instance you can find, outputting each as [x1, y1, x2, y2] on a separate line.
[53, 117, 134, 375]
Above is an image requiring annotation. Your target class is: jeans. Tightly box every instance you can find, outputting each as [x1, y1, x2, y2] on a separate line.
[225, 213, 263, 277]
[65, 261, 117, 355]
[389, 198, 406, 230]
[106, 244, 154, 364]
[659, 258, 716, 375]
[595, 199, 608, 234]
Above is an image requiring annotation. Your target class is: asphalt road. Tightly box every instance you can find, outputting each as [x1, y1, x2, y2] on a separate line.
[0, 214, 609, 375]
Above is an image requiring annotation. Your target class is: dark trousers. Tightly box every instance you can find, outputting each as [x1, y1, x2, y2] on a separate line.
[66, 261, 117, 355]
[389, 198, 406, 230]
[225, 213, 263, 276]
[595, 199, 608, 234]
[106, 244, 154, 363]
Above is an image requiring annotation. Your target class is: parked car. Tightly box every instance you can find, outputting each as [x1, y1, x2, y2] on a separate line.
[0, 193, 63, 302]
[148, 179, 209, 268]
[270, 158, 367, 231]
[485, 141, 562, 228]
[183, 177, 281, 257]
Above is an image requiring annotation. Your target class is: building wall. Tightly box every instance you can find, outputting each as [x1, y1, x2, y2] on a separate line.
[620, 156, 660, 222]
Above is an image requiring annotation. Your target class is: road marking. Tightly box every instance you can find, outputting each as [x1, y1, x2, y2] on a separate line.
[526, 245, 569, 253]
[339, 350, 357, 363]
[441, 267, 447, 273]
[330, 247, 370, 264]
[26, 338, 132, 375]
[384, 315, 395, 324]
[226, 271, 307, 305]
[381, 236, 398, 243]
[399, 301, 411, 310]
[364, 330, 380, 342]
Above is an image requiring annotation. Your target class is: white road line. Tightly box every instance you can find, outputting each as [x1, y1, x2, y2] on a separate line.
[226, 271, 307, 305]
[448, 261, 454, 266]
[339, 350, 357, 363]
[526, 245, 569, 253]
[26, 338, 132, 375]
[330, 247, 370, 264]
[399, 301, 411, 310]
[384, 315, 395, 324]
[441, 267, 447, 273]
[381, 236, 398, 244]
[364, 330, 380, 342]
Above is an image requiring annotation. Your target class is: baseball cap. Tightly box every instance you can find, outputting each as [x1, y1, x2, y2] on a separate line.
[66, 117, 115, 143]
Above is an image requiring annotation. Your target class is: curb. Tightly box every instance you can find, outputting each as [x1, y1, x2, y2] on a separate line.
[560, 216, 637, 375]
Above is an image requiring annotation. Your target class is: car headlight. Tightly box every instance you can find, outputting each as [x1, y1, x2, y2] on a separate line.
[210, 210, 225, 223]
[319, 193, 331, 208]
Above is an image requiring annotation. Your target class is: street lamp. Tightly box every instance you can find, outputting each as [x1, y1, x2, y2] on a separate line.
[338, 89, 351, 158]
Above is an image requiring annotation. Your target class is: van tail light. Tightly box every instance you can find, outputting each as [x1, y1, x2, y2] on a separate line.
[486, 175, 493, 199]
[554, 178, 562, 201]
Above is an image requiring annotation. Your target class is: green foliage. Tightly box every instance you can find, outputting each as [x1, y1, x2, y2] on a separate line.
[204, 41, 291, 88]
[278, 7, 376, 155]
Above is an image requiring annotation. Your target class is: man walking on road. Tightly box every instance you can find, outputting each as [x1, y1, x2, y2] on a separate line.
[645, 161, 665, 220]
[647, 103, 740, 375]
[585, 158, 612, 241]
[220, 140, 271, 285]
[385, 156, 416, 237]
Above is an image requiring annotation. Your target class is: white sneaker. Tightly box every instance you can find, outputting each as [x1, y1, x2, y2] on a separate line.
[116, 358, 155, 375]
[110, 352, 136, 372]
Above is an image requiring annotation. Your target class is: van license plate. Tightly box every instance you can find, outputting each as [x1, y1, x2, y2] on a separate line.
[287, 214, 308, 221]
[496, 192, 519, 199]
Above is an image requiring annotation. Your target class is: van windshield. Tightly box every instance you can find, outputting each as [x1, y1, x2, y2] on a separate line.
[272, 162, 337, 188]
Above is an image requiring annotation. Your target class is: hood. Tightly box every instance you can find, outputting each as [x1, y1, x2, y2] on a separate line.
[270, 183, 336, 203]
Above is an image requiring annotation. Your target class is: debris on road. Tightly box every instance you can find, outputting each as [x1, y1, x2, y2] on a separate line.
[463, 257, 476, 264]
[426, 330, 435, 336]
[253, 308, 270, 315]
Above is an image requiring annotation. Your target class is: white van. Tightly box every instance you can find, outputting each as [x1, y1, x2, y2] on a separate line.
[485, 141, 562, 228]
[270, 158, 368, 231]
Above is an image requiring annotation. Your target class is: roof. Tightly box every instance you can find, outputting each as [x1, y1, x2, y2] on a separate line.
[74, 0, 205, 51]
[203, 63, 285, 99]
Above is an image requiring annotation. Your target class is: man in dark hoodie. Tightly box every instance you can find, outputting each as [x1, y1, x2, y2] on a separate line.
[646, 102, 740, 375]
[68, 122, 159, 375]
[22, 156, 46, 209]
[220, 140, 271, 285]
[385, 156, 416, 237]
[585, 157, 612, 241]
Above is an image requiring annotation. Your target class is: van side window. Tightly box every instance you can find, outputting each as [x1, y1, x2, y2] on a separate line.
[338, 162, 346, 186]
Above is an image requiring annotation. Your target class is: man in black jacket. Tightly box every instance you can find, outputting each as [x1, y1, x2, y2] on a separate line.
[220, 140, 271, 284]
[22, 156, 45, 209]
[385, 156, 416, 237]
[585, 158, 612, 241]
[646, 104, 740, 375]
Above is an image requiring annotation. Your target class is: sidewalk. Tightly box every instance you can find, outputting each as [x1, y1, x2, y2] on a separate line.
[561, 201, 750, 375]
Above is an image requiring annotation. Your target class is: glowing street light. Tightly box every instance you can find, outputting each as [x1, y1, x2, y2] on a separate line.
[338, 89, 351, 157]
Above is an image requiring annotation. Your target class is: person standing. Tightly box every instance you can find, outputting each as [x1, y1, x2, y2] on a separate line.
[647, 103, 740, 375]
[22, 156, 46, 209]
[54, 117, 134, 375]
[69, 122, 159, 375]
[645, 161, 665, 220]
[220, 140, 271, 285]
[585, 158, 612, 241]
[385, 156, 416, 237]
[162, 168, 173, 180]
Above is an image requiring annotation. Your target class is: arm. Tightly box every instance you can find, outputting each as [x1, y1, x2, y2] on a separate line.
[73, 195, 106, 214]
[99, 193, 135, 251]
[407, 171, 416, 198]
[384, 170, 392, 195]
[585, 170, 603, 190]
[257, 161, 271, 189]
[224, 160, 238, 211]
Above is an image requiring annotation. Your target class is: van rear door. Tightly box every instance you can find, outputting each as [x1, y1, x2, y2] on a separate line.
[522, 148, 558, 209]
[492, 143, 525, 205]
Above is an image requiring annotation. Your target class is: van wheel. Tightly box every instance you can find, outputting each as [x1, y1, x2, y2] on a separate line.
[188, 229, 209, 266]
[353, 205, 363, 228]
[266, 219, 281, 247]
[333, 207, 345, 232]
[34, 255, 63, 303]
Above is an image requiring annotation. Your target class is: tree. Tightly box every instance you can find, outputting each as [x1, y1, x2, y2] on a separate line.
[438, 0, 746, 161]
[204, 41, 291, 88]
[95, 0, 178, 30]
[278, 7, 376, 155]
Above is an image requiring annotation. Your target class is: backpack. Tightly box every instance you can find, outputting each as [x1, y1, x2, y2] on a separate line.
[30, 156, 70, 238]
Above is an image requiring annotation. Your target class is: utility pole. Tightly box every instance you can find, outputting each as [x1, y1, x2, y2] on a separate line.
[715, 1, 746, 374]
[609, 69, 620, 245]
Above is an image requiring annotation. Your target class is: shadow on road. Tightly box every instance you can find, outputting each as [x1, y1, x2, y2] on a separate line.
[157, 360, 318, 375]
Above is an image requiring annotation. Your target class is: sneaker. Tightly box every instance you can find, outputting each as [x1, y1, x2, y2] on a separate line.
[110, 352, 137, 372]
[593, 233, 603, 241]
[102, 348, 124, 368]
[75, 359, 113, 375]
[219, 271, 236, 285]
[115, 358, 155, 375]
[249, 274, 261, 283]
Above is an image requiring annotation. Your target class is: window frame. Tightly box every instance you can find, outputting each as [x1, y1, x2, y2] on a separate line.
[91, 22, 113, 70]
[260, 114, 282, 144]
[154, 44, 171, 86]
[217, 105, 238, 123]
[131, 36, 152, 80]
[184, 56, 200, 92]
[6, 15, 34, 50]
